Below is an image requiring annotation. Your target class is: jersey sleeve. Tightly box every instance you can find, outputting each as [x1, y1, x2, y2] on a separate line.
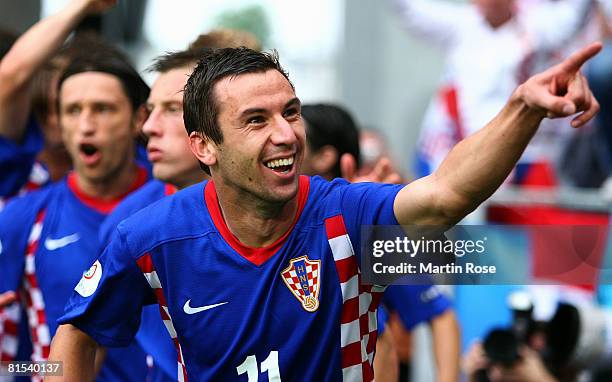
[58, 227, 155, 347]
[0, 198, 36, 293]
[382, 284, 451, 330]
[338, 181, 404, 264]
[0, 116, 43, 197]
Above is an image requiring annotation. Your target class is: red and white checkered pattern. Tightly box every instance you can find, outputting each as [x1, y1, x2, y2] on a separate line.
[136, 253, 188, 382]
[0, 303, 20, 362]
[325, 214, 385, 382]
[21, 210, 49, 382]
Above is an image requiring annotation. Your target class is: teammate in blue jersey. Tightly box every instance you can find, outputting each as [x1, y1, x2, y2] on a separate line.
[50, 43, 601, 381]
[0, 0, 117, 205]
[0, 32, 152, 381]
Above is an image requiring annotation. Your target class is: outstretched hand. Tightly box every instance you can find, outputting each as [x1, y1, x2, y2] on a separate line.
[340, 153, 403, 184]
[515, 42, 602, 128]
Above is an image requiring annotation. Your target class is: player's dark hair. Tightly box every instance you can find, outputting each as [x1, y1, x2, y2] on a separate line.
[184, 47, 293, 174]
[301, 103, 361, 178]
[58, 35, 149, 111]
[147, 48, 213, 74]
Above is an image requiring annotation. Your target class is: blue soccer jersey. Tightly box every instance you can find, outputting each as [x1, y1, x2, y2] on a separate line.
[381, 284, 452, 331]
[60, 176, 403, 381]
[99, 179, 178, 382]
[0, 171, 150, 382]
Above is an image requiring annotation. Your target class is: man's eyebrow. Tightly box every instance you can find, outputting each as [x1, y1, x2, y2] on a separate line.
[285, 97, 301, 109]
[238, 98, 302, 119]
[239, 107, 266, 119]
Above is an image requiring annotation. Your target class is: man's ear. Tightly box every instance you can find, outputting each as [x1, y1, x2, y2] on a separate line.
[312, 145, 338, 174]
[189, 131, 217, 168]
[132, 105, 149, 137]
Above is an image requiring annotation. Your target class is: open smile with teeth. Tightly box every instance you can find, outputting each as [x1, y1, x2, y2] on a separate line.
[265, 156, 295, 172]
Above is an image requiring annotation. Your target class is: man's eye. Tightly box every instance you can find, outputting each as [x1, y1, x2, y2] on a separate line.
[247, 116, 265, 124]
[284, 108, 300, 119]
[64, 106, 81, 115]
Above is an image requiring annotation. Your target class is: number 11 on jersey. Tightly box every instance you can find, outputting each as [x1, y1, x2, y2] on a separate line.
[236, 351, 281, 381]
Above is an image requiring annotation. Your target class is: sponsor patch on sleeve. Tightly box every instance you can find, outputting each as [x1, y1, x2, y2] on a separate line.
[75, 260, 102, 297]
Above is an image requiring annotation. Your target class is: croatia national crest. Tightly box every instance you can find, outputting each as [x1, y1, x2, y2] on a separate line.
[281, 255, 321, 312]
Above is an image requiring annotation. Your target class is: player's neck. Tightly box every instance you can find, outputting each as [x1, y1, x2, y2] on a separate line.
[75, 162, 140, 200]
[216, 187, 299, 248]
[172, 171, 208, 190]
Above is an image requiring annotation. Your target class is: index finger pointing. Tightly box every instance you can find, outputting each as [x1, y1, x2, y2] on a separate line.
[558, 42, 603, 74]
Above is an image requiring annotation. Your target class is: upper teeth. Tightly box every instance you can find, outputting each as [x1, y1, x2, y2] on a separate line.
[265, 156, 294, 169]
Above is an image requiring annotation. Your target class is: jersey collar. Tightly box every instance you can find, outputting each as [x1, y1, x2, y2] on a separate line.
[204, 176, 310, 266]
[67, 166, 148, 214]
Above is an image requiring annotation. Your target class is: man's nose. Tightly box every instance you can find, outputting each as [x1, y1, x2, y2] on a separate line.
[143, 109, 162, 137]
[270, 116, 298, 146]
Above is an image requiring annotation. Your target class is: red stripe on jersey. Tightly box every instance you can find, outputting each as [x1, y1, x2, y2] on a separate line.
[158, 305, 170, 321]
[335, 257, 358, 284]
[41, 345, 50, 359]
[136, 253, 155, 274]
[359, 314, 370, 337]
[25, 274, 38, 289]
[154, 289, 167, 306]
[366, 330, 378, 354]
[3, 319, 18, 336]
[341, 341, 363, 368]
[362, 361, 374, 381]
[325, 215, 347, 240]
[164, 183, 177, 196]
[340, 297, 360, 324]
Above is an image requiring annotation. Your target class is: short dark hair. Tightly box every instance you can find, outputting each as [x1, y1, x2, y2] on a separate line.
[301, 103, 361, 178]
[147, 48, 213, 74]
[58, 36, 149, 111]
[183, 47, 292, 174]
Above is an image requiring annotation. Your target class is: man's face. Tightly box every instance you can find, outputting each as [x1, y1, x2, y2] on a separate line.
[59, 71, 138, 185]
[208, 69, 305, 203]
[143, 67, 200, 188]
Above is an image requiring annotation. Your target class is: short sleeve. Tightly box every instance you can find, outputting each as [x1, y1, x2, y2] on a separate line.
[58, 228, 154, 347]
[382, 284, 451, 330]
[0, 116, 44, 197]
[338, 181, 404, 263]
[0, 198, 37, 293]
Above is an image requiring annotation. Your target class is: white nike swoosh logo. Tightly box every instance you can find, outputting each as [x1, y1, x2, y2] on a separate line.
[44, 233, 80, 251]
[183, 300, 228, 315]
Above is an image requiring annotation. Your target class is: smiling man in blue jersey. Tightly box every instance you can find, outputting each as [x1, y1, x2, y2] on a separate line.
[97, 31, 262, 381]
[49, 43, 601, 381]
[0, 32, 153, 381]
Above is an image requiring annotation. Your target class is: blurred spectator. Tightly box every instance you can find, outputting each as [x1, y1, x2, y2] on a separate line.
[188, 28, 262, 51]
[390, 0, 593, 187]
